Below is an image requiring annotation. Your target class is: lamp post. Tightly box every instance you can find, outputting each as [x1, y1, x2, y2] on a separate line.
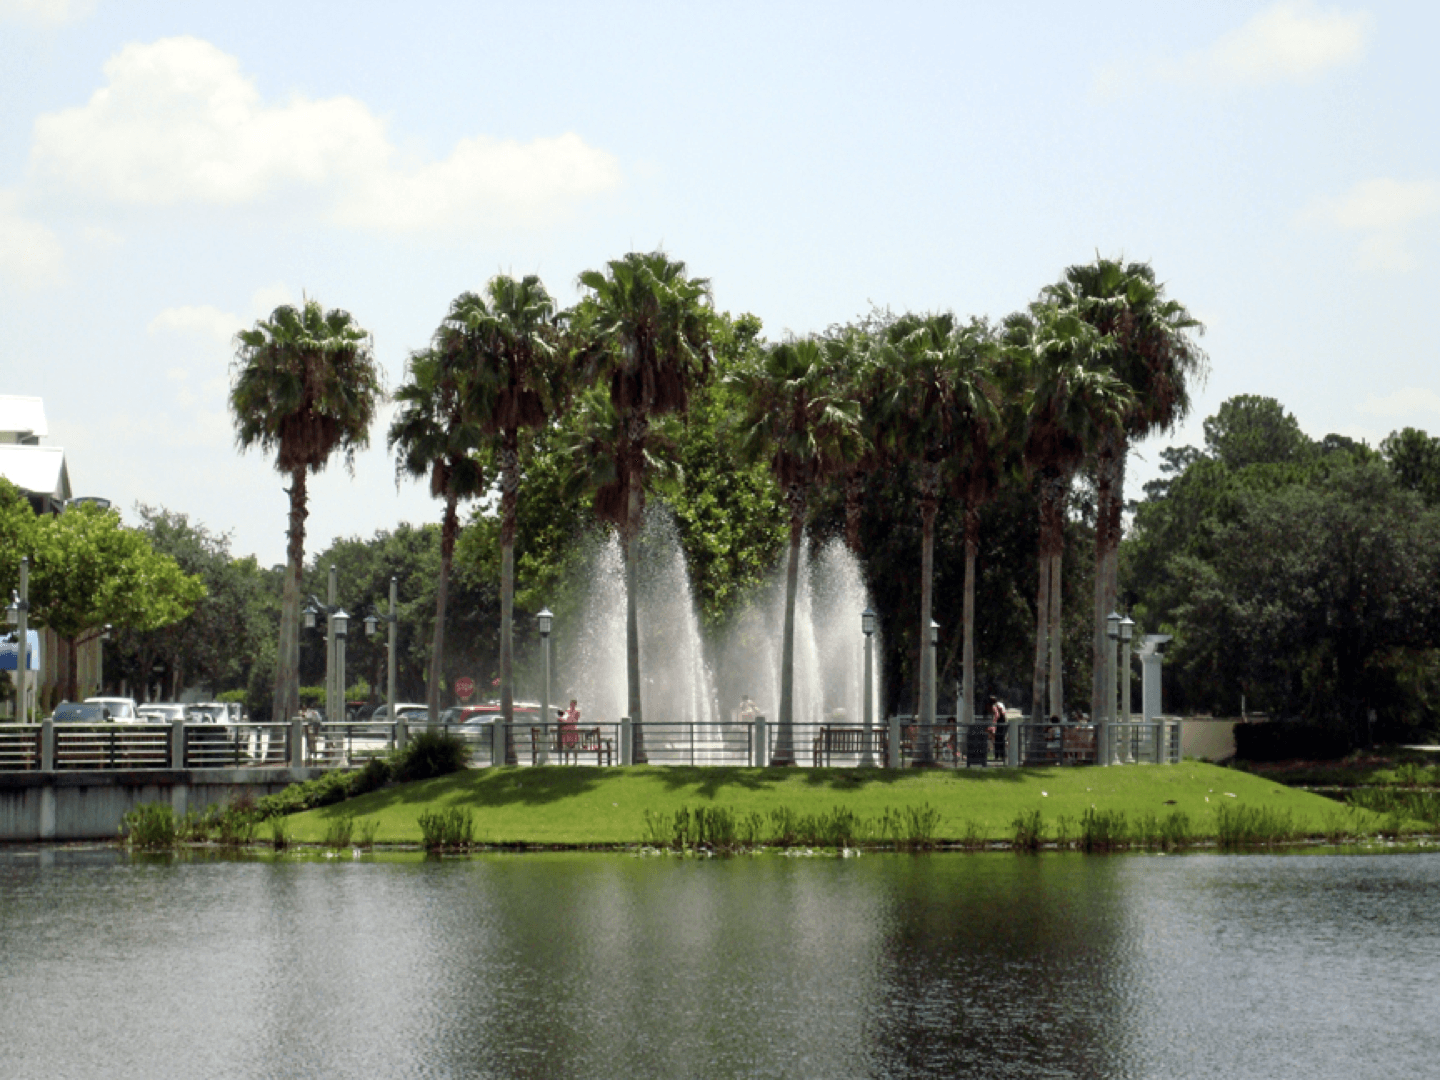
[8, 556, 29, 720]
[365, 577, 402, 747]
[537, 607, 553, 766]
[861, 607, 876, 768]
[1119, 615, 1135, 763]
[333, 609, 349, 726]
[1105, 611, 1122, 766]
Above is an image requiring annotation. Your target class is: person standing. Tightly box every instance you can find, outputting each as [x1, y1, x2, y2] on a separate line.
[560, 698, 580, 760]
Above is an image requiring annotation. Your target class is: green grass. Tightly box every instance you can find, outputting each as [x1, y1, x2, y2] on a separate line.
[281, 762, 1394, 847]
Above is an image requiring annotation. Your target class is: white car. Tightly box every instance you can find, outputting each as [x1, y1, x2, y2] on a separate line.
[137, 702, 188, 723]
[85, 696, 140, 723]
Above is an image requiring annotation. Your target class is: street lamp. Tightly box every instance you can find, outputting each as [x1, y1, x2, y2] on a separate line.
[1106, 611, 1122, 765]
[537, 607, 553, 765]
[363, 614, 379, 638]
[861, 607, 876, 767]
[1119, 615, 1135, 763]
[8, 557, 29, 721]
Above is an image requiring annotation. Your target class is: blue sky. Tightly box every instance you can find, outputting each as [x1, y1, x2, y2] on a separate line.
[1, 1, 1436, 566]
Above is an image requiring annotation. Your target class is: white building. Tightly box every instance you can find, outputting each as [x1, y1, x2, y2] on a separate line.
[0, 396, 101, 712]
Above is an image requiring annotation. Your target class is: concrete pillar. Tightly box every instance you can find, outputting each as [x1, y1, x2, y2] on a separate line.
[40, 718, 55, 772]
[1006, 716, 1019, 767]
[1140, 634, 1171, 765]
[620, 716, 632, 766]
[887, 713, 900, 769]
[290, 716, 305, 768]
[752, 714, 766, 768]
[171, 719, 186, 769]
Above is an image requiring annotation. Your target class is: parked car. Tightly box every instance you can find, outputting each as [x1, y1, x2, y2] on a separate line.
[52, 701, 111, 723]
[84, 696, 140, 723]
[136, 702, 188, 723]
[187, 702, 242, 724]
[370, 702, 428, 722]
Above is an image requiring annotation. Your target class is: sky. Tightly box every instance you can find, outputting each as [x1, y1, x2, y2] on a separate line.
[1, 0, 1437, 567]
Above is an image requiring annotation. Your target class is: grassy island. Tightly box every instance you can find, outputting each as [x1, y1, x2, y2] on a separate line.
[279, 761, 1390, 849]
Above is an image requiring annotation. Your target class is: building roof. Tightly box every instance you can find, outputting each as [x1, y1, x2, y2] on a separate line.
[0, 445, 71, 501]
[0, 396, 48, 441]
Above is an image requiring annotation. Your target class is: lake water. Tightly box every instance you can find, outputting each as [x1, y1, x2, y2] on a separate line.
[1, 847, 1437, 1079]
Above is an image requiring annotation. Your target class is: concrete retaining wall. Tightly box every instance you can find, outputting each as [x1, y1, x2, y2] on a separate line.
[0, 769, 322, 841]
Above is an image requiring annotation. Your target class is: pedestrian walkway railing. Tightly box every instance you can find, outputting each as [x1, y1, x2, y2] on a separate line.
[0, 716, 1183, 773]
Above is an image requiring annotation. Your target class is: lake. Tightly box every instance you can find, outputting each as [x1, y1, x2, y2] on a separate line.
[1, 847, 1436, 1079]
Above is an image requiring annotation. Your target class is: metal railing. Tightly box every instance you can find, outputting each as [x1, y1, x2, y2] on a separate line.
[0, 716, 1185, 772]
[0, 724, 40, 770]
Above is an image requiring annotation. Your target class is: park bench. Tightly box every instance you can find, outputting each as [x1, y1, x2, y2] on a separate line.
[811, 725, 887, 767]
[531, 725, 614, 766]
[1061, 725, 1096, 765]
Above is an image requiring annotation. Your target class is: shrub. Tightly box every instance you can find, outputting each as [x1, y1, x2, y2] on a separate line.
[879, 804, 939, 850]
[122, 803, 177, 849]
[417, 808, 474, 851]
[1214, 804, 1296, 848]
[323, 815, 354, 849]
[1079, 808, 1128, 852]
[1012, 809, 1044, 852]
[268, 817, 291, 850]
[1234, 722, 1350, 763]
[390, 729, 469, 784]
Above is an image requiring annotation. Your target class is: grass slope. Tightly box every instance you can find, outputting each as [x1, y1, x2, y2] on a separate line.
[285, 762, 1374, 846]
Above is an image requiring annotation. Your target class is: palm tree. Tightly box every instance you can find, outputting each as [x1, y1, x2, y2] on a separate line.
[1005, 305, 1129, 723]
[732, 336, 861, 764]
[387, 346, 489, 722]
[1041, 259, 1206, 723]
[436, 275, 560, 736]
[876, 313, 997, 758]
[230, 299, 382, 725]
[572, 251, 713, 741]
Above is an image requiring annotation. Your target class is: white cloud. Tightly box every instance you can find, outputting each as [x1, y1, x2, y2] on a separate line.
[0, 0, 96, 25]
[29, 36, 621, 233]
[1358, 388, 1440, 419]
[1095, 2, 1370, 99]
[0, 190, 64, 287]
[147, 303, 241, 343]
[1197, 1, 1370, 85]
[1299, 178, 1440, 270]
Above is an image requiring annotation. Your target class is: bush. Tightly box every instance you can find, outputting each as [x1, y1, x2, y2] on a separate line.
[1012, 809, 1044, 852]
[417, 808, 474, 851]
[1079, 807, 1128, 852]
[390, 729, 469, 784]
[1234, 722, 1351, 763]
[122, 803, 177, 849]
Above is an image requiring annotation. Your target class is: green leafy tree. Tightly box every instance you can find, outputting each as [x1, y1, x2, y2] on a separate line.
[230, 299, 382, 724]
[732, 336, 861, 763]
[25, 503, 205, 702]
[1041, 258, 1205, 722]
[106, 506, 268, 701]
[388, 345, 490, 719]
[436, 275, 561, 729]
[1202, 394, 1310, 470]
[1382, 427, 1440, 507]
[572, 251, 713, 732]
[875, 313, 997, 743]
[1008, 305, 1129, 721]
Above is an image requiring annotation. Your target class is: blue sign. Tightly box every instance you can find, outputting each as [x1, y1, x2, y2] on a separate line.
[0, 631, 40, 671]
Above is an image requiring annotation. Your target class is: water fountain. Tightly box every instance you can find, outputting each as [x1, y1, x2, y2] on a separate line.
[554, 510, 881, 766]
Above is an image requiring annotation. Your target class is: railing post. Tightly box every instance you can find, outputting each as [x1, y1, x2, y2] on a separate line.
[171, 720, 185, 769]
[1006, 718, 1019, 767]
[290, 715, 305, 768]
[40, 719, 54, 772]
[1154, 719, 1165, 764]
[396, 717, 408, 751]
[752, 714, 767, 768]
[619, 716, 632, 766]
[887, 713, 900, 769]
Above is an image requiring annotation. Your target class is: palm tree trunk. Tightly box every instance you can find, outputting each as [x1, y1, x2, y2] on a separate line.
[1049, 547, 1064, 719]
[429, 491, 457, 723]
[1108, 443, 1127, 715]
[1091, 436, 1116, 722]
[274, 468, 307, 724]
[1031, 516, 1050, 726]
[499, 436, 519, 764]
[916, 474, 938, 764]
[962, 505, 979, 728]
[844, 470, 864, 554]
[773, 486, 805, 766]
[624, 419, 647, 763]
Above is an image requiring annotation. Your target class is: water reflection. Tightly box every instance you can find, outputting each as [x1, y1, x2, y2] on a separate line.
[1, 849, 1437, 1079]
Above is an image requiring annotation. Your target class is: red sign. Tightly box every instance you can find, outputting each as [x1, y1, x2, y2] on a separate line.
[454, 676, 476, 701]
